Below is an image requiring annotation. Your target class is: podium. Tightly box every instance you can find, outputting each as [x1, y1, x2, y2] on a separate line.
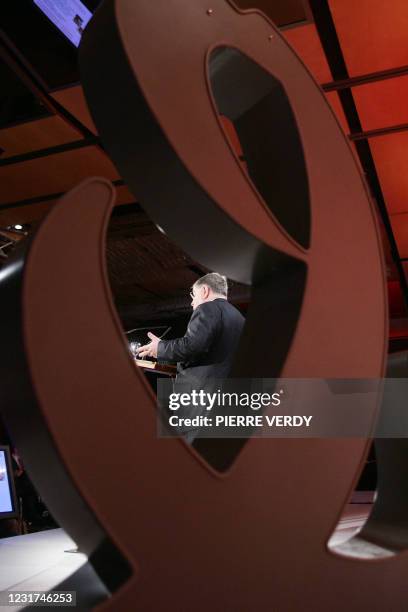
[134, 359, 176, 377]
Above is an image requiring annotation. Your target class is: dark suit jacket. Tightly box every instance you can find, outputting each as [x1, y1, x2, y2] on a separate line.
[157, 298, 245, 388]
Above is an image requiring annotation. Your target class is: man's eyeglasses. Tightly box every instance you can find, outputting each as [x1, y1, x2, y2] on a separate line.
[189, 291, 195, 299]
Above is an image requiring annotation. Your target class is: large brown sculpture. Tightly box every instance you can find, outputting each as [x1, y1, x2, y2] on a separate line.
[1, 0, 405, 610]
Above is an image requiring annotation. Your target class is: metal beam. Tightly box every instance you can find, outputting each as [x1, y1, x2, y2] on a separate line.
[0, 179, 125, 211]
[0, 136, 101, 167]
[0, 32, 95, 140]
[322, 65, 408, 92]
[349, 123, 408, 141]
[309, 0, 408, 311]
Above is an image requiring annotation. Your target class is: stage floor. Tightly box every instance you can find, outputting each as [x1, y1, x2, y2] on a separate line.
[0, 529, 107, 611]
[0, 500, 376, 610]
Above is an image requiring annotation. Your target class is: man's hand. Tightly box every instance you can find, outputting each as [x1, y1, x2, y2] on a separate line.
[137, 332, 160, 359]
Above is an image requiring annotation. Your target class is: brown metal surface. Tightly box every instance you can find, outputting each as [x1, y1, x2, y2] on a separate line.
[0, 0, 400, 610]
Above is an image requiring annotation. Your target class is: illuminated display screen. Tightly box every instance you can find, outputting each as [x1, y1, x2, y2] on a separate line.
[0, 448, 15, 516]
[33, 0, 92, 47]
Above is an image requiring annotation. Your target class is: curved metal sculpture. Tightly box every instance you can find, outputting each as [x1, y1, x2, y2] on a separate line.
[1, 0, 405, 610]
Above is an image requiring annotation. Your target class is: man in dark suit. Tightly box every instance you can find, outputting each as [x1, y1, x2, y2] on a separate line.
[137, 273, 245, 440]
[137, 272, 244, 384]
